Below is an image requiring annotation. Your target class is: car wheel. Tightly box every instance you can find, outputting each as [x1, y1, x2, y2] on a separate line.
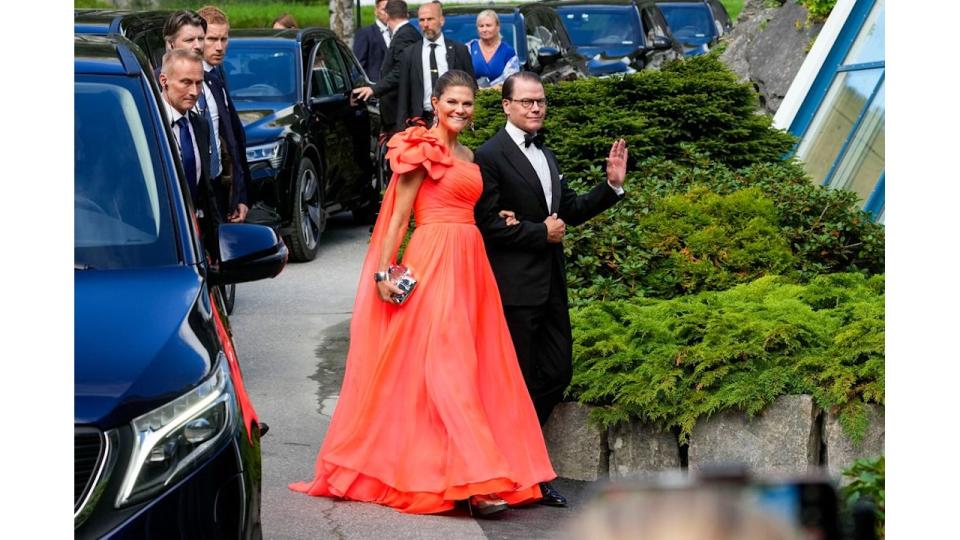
[287, 157, 324, 262]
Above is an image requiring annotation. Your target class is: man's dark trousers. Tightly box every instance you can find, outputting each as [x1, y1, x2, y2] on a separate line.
[502, 255, 572, 425]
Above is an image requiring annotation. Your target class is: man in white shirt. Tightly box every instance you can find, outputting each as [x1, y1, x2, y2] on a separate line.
[395, 1, 474, 126]
[198, 5, 249, 224]
[158, 49, 216, 230]
[353, 0, 391, 83]
[473, 71, 628, 509]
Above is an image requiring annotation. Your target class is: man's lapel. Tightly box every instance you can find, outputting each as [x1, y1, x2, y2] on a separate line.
[445, 42, 455, 68]
[497, 128, 549, 214]
[543, 147, 561, 214]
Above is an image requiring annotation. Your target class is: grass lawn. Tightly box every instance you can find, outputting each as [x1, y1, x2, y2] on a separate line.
[720, 0, 745, 21]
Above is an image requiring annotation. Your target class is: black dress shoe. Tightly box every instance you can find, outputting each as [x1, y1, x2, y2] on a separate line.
[538, 482, 568, 507]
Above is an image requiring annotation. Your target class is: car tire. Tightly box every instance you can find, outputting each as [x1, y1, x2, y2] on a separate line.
[286, 157, 324, 262]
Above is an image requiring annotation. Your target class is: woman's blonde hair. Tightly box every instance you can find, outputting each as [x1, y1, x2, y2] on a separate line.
[476, 9, 500, 28]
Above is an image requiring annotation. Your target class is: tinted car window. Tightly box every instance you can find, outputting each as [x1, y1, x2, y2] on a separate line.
[557, 6, 643, 48]
[658, 3, 716, 42]
[223, 45, 299, 103]
[524, 9, 566, 66]
[337, 41, 368, 86]
[310, 39, 349, 97]
[75, 75, 177, 269]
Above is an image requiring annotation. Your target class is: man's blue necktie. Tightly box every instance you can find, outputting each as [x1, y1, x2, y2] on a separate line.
[176, 116, 199, 201]
[197, 89, 221, 178]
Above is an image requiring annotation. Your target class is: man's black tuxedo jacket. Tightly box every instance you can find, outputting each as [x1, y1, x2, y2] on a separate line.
[353, 23, 388, 83]
[396, 38, 474, 126]
[474, 127, 621, 307]
[204, 66, 249, 216]
[372, 22, 420, 132]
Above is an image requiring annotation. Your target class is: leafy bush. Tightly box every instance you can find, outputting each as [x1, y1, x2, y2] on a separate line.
[841, 456, 885, 538]
[462, 57, 883, 305]
[801, 0, 838, 21]
[567, 273, 884, 442]
[461, 54, 797, 170]
[566, 186, 798, 302]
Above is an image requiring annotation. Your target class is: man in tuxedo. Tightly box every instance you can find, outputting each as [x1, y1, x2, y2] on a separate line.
[158, 49, 218, 243]
[474, 71, 628, 507]
[395, 1, 474, 126]
[353, 0, 390, 83]
[352, 0, 421, 134]
[196, 5, 249, 224]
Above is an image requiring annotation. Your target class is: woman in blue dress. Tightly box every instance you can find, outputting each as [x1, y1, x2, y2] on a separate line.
[467, 10, 520, 88]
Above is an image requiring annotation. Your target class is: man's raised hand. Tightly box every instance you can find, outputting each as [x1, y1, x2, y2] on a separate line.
[605, 138, 628, 188]
[544, 213, 565, 243]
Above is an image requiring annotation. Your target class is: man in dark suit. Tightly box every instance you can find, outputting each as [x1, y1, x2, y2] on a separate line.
[396, 1, 474, 126]
[352, 0, 421, 134]
[197, 5, 249, 224]
[158, 48, 220, 245]
[353, 0, 390, 83]
[474, 71, 628, 507]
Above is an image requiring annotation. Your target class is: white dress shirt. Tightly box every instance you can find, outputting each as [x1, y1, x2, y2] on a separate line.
[505, 121, 625, 212]
[421, 33, 449, 111]
[505, 120, 553, 211]
[200, 61, 222, 178]
[377, 20, 391, 47]
[162, 98, 202, 186]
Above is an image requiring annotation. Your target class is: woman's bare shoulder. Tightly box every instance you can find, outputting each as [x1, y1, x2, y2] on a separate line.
[454, 143, 474, 163]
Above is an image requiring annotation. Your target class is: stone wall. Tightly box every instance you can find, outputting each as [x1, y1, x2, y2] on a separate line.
[719, 0, 825, 115]
[543, 396, 884, 482]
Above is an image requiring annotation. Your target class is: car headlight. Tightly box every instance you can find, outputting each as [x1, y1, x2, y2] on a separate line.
[115, 353, 237, 507]
[246, 140, 285, 169]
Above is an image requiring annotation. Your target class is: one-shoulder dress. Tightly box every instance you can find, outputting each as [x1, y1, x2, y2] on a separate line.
[289, 126, 556, 514]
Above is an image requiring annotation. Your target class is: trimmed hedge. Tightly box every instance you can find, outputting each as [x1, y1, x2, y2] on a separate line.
[568, 273, 884, 442]
[461, 54, 884, 305]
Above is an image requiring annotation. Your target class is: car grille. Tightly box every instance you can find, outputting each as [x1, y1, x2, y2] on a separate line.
[75, 428, 104, 509]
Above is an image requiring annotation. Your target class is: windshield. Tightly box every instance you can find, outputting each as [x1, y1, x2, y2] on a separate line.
[75, 75, 178, 269]
[223, 44, 299, 103]
[434, 14, 521, 55]
[556, 6, 643, 48]
[657, 3, 716, 43]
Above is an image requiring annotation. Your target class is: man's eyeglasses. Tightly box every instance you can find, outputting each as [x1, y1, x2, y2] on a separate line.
[507, 98, 547, 109]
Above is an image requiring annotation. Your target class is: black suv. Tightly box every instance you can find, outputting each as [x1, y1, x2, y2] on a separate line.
[414, 3, 592, 83]
[543, 0, 685, 73]
[225, 29, 385, 261]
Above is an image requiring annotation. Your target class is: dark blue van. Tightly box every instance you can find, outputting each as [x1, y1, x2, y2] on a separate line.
[74, 34, 285, 538]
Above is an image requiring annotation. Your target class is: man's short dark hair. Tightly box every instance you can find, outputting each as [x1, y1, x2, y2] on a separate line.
[163, 10, 207, 44]
[502, 71, 543, 101]
[384, 0, 408, 20]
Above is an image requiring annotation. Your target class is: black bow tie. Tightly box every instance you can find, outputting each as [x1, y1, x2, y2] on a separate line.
[523, 131, 544, 149]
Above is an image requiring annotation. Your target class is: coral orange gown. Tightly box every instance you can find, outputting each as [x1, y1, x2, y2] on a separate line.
[289, 127, 556, 514]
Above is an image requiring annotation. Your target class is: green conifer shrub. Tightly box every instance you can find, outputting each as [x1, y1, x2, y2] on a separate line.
[567, 273, 884, 442]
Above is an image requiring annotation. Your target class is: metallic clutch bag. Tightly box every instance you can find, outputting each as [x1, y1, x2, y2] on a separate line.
[388, 264, 418, 305]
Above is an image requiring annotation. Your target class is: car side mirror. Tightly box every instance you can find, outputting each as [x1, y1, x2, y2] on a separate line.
[536, 46, 562, 67]
[209, 223, 288, 285]
[648, 35, 673, 51]
[309, 94, 347, 107]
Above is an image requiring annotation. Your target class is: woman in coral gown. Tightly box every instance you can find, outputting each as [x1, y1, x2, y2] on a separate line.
[290, 70, 556, 516]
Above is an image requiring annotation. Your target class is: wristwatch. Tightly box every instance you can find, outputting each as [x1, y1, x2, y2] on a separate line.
[373, 271, 389, 283]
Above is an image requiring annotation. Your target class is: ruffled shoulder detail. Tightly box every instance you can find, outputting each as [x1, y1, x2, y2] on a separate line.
[385, 126, 455, 181]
